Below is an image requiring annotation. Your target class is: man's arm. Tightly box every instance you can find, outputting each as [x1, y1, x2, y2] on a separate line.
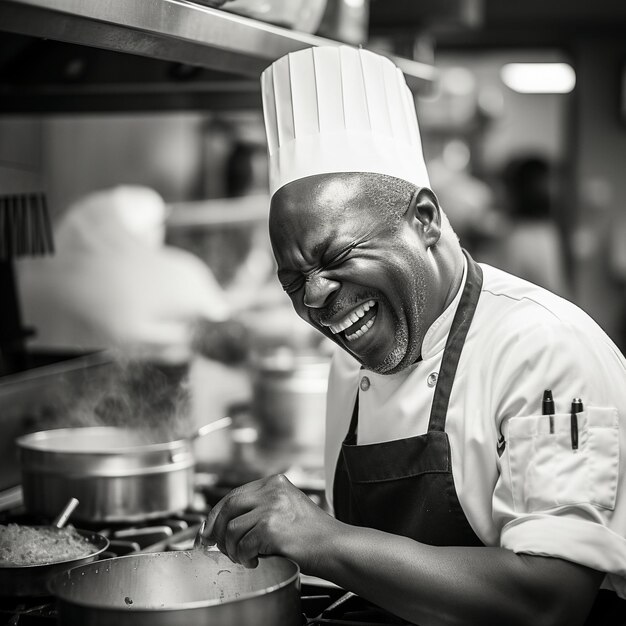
[204, 474, 603, 626]
[323, 521, 603, 626]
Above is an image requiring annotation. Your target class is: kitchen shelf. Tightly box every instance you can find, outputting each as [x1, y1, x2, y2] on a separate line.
[0, 0, 436, 92]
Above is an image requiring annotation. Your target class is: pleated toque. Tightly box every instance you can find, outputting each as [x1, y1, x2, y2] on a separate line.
[261, 46, 430, 198]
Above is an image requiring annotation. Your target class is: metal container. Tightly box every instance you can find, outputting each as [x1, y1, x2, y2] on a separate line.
[49, 550, 301, 626]
[17, 427, 195, 523]
[252, 352, 331, 454]
[0, 529, 109, 597]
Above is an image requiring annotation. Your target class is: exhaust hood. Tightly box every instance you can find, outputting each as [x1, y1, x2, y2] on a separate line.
[0, 0, 436, 112]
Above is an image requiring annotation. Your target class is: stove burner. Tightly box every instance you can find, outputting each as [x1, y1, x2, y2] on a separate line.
[303, 589, 413, 625]
[0, 598, 56, 625]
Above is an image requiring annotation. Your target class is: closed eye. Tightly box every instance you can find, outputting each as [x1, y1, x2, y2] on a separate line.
[278, 272, 305, 295]
[283, 278, 305, 295]
[278, 245, 355, 295]
[325, 245, 354, 269]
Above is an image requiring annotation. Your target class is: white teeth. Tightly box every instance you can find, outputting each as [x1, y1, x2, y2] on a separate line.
[345, 316, 376, 342]
[328, 300, 375, 335]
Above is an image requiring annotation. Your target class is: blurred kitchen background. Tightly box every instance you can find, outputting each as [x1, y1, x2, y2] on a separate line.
[1, 0, 626, 505]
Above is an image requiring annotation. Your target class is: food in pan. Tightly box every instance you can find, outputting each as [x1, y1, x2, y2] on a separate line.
[0, 524, 94, 566]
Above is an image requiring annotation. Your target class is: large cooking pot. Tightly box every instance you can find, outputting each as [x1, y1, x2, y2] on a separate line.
[0, 528, 109, 597]
[17, 419, 231, 523]
[17, 427, 196, 523]
[49, 550, 301, 625]
[252, 351, 330, 456]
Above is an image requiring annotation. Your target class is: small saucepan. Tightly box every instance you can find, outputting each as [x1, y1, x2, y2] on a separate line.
[49, 550, 301, 626]
[0, 528, 109, 597]
[0, 496, 110, 597]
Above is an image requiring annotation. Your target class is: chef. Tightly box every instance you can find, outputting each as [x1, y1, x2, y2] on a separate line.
[17, 185, 246, 365]
[203, 46, 626, 625]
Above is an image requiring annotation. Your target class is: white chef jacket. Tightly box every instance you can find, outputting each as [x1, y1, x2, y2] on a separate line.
[325, 259, 626, 597]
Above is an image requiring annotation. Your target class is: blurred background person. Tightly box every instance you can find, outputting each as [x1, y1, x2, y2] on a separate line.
[15, 185, 245, 366]
[14, 184, 255, 457]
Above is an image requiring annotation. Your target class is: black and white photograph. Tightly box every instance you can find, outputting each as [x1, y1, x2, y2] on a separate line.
[0, 1, 625, 624]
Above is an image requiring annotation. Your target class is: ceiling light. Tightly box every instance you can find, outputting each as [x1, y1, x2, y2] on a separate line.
[500, 63, 576, 94]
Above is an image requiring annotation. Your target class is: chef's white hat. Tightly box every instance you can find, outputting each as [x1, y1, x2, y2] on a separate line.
[261, 46, 430, 197]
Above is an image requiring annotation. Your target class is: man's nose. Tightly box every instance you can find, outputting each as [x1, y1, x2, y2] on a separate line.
[303, 274, 340, 309]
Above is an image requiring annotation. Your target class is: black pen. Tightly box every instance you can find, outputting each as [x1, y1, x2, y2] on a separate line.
[571, 397, 583, 450]
[542, 389, 555, 434]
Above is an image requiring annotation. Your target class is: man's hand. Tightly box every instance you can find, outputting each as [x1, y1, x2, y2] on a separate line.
[202, 474, 340, 572]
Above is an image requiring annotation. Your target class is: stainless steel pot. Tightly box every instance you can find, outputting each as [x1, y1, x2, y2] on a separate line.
[17, 427, 195, 523]
[252, 352, 330, 455]
[17, 419, 231, 523]
[0, 529, 109, 597]
[49, 550, 301, 625]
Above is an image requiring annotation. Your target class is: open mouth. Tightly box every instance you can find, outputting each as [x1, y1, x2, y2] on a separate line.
[327, 300, 378, 343]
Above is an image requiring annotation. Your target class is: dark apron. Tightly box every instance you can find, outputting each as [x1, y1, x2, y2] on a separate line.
[332, 251, 625, 625]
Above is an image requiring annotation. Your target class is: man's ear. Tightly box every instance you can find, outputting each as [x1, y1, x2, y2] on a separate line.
[405, 187, 442, 247]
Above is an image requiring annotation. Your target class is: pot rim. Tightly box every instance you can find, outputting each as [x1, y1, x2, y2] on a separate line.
[48, 552, 300, 611]
[17, 427, 192, 455]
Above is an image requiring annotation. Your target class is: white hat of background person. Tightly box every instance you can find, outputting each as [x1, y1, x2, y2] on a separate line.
[56, 186, 168, 252]
[261, 45, 430, 198]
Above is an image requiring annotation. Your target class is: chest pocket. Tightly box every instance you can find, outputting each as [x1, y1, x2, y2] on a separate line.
[504, 406, 619, 513]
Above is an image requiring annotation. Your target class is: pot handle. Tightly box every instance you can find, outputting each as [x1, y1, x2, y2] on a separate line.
[52, 497, 79, 528]
[190, 416, 233, 441]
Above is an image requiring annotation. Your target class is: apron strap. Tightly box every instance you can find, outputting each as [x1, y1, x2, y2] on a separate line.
[427, 252, 483, 432]
[345, 390, 360, 445]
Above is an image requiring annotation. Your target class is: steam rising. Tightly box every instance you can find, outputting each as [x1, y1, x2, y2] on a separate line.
[30, 357, 193, 443]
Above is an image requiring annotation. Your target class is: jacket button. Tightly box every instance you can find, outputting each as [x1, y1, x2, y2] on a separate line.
[427, 372, 438, 387]
[360, 376, 371, 391]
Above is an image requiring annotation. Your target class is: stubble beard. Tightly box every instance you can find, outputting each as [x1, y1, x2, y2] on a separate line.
[371, 268, 428, 375]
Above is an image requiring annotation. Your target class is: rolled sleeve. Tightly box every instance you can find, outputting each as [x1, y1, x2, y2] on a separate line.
[501, 512, 626, 597]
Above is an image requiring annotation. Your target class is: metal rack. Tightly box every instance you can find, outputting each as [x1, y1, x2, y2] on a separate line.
[0, 0, 436, 91]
